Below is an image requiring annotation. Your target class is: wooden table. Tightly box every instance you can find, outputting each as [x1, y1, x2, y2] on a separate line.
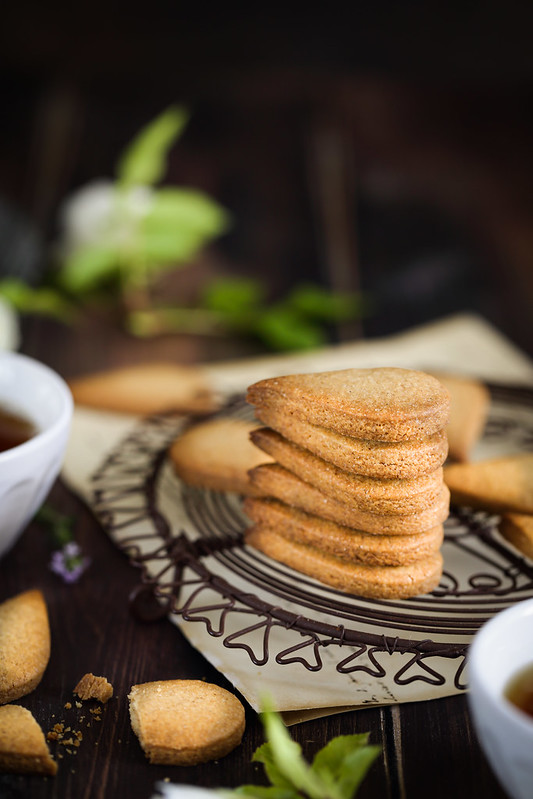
[0, 315, 509, 799]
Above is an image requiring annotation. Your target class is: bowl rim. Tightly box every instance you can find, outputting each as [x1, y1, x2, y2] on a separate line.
[0, 350, 73, 463]
[469, 597, 533, 732]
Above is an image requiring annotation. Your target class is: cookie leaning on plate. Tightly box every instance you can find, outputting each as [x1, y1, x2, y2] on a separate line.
[169, 417, 273, 495]
[247, 367, 450, 441]
[444, 454, 533, 514]
[429, 372, 490, 462]
[499, 513, 533, 559]
[128, 680, 245, 766]
[69, 362, 217, 416]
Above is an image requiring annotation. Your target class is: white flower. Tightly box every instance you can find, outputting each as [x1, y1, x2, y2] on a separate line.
[151, 784, 224, 799]
[58, 180, 154, 253]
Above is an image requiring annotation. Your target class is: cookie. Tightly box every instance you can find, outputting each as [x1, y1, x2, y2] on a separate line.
[0, 589, 50, 704]
[0, 704, 57, 776]
[248, 464, 450, 535]
[499, 513, 533, 559]
[250, 427, 444, 514]
[254, 407, 448, 479]
[170, 418, 273, 495]
[245, 527, 443, 599]
[244, 498, 444, 567]
[74, 673, 113, 704]
[430, 372, 490, 462]
[128, 680, 245, 766]
[444, 454, 533, 514]
[246, 367, 450, 442]
[69, 362, 216, 416]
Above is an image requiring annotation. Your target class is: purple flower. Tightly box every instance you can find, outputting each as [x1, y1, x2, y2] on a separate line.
[49, 542, 91, 584]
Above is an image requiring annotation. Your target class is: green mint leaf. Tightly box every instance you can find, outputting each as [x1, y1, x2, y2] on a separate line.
[311, 733, 371, 775]
[144, 187, 230, 236]
[260, 708, 325, 799]
[287, 284, 365, 322]
[0, 278, 75, 321]
[335, 745, 382, 799]
[252, 743, 296, 790]
[254, 307, 326, 351]
[59, 246, 119, 293]
[225, 785, 298, 798]
[138, 227, 208, 268]
[311, 734, 380, 799]
[202, 277, 264, 322]
[116, 106, 189, 188]
[137, 188, 230, 269]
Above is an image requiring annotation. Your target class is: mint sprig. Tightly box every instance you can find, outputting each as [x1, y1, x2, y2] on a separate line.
[225, 703, 380, 799]
[128, 276, 368, 351]
[116, 106, 190, 189]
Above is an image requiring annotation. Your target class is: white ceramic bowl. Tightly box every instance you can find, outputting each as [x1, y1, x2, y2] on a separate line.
[468, 598, 533, 799]
[0, 350, 73, 558]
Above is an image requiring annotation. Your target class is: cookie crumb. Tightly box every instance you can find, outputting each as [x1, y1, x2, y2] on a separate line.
[74, 673, 113, 704]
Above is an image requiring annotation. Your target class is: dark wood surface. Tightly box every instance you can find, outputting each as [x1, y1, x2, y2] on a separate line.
[0, 315, 510, 799]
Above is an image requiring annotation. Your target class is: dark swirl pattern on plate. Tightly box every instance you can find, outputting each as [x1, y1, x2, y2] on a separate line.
[90, 384, 533, 689]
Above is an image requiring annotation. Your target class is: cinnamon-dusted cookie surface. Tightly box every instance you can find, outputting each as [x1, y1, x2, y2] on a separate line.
[245, 527, 443, 599]
[247, 466, 450, 535]
[0, 589, 50, 704]
[128, 680, 245, 766]
[254, 406, 448, 479]
[0, 704, 57, 776]
[247, 367, 450, 442]
[170, 417, 273, 495]
[245, 498, 444, 567]
[250, 427, 444, 514]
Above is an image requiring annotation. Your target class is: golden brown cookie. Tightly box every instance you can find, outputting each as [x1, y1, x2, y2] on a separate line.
[250, 427, 444, 514]
[170, 417, 273, 495]
[245, 527, 443, 599]
[444, 454, 533, 514]
[247, 367, 450, 441]
[69, 362, 216, 416]
[74, 673, 113, 704]
[248, 464, 450, 535]
[430, 372, 490, 462]
[244, 498, 444, 567]
[0, 704, 57, 776]
[254, 407, 448, 479]
[499, 513, 533, 559]
[0, 589, 51, 705]
[128, 680, 245, 766]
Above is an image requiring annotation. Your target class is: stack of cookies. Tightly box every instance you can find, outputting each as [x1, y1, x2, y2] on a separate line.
[244, 367, 451, 599]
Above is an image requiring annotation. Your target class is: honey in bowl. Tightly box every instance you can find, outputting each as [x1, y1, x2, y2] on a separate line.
[505, 662, 533, 720]
[0, 406, 36, 453]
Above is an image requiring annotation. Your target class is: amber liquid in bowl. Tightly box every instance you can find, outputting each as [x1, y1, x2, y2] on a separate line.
[0, 406, 36, 453]
[505, 663, 533, 720]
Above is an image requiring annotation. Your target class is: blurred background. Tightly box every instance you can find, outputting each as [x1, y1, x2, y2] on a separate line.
[1, 2, 532, 361]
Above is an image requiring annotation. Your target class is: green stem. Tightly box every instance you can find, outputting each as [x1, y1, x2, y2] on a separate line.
[126, 306, 229, 337]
